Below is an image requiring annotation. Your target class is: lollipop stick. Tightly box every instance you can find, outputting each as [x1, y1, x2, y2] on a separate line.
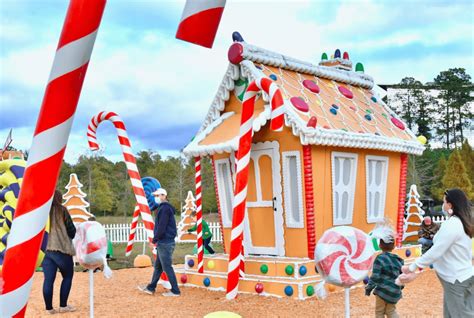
[345, 288, 350, 318]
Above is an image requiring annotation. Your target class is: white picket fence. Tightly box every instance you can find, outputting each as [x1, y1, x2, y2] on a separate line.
[432, 215, 448, 223]
[104, 222, 222, 244]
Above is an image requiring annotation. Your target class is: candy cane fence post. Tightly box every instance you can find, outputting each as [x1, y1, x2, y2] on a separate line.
[87, 112, 155, 249]
[0, 1, 106, 316]
[195, 157, 204, 273]
[125, 205, 140, 256]
[226, 76, 284, 300]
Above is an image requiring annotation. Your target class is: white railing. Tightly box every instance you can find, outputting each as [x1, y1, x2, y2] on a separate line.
[104, 222, 223, 244]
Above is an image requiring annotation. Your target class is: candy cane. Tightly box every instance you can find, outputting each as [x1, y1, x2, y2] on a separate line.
[0, 2, 106, 316]
[226, 76, 284, 300]
[195, 157, 204, 273]
[125, 205, 140, 256]
[87, 112, 155, 247]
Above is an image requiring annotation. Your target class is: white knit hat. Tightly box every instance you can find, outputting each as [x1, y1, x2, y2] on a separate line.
[152, 188, 167, 196]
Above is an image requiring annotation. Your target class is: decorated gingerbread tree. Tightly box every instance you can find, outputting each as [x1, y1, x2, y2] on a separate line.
[177, 191, 197, 242]
[63, 173, 94, 224]
[402, 184, 424, 242]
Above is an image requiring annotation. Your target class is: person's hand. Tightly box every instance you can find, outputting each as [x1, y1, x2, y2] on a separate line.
[429, 234, 434, 239]
[401, 265, 412, 274]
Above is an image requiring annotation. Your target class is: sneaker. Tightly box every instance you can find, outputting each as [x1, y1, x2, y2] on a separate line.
[162, 292, 180, 297]
[138, 285, 154, 295]
[59, 305, 76, 313]
[46, 309, 57, 315]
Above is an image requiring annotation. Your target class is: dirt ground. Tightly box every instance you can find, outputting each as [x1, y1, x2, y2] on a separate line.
[26, 267, 443, 318]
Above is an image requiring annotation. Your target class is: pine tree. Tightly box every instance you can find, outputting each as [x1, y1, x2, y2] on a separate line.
[442, 149, 473, 199]
[460, 140, 474, 184]
[431, 155, 448, 201]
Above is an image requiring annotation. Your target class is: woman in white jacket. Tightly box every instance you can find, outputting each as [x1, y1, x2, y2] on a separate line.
[402, 188, 473, 318]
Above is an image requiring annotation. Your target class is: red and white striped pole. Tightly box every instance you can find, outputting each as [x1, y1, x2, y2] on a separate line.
[195, 157, 204, 273]
[176, 0, 226, 48]
[396, 153, 408, 247]
[125, 205, 140, 256]
[226, 77, 284, 300]
[87, 112, 155, 248]
[0, 1, 106, 316]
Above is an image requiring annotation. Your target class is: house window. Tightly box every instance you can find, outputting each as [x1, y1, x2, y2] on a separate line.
[366, 155, 389, 223]
[331, 152, 358, 225]
[282, 151, 304, 228]
[215, 158, 234, 227]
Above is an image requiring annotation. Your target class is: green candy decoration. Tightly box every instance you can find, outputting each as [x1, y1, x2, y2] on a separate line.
[372, 237, 381, 251]
[285, 265, 294, 275]
[321, 53, 328, 61]
[306, 285, 315, 296]
[260, 264, 269, 274]
[355, 62, 365, 73]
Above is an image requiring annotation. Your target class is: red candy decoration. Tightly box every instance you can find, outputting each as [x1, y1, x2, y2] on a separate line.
[343, 52, 349, 60]
[302, 80, 320, 93]
[228, 42, 244, 64]
[307, 116, 317, 128]
[323, 125, 331, 129]
[255, 282, 264, 294]
[338, 86, 353, 99]
[180, 274, 188, 284]
[391, 117, 406, 130]
[290, 97, 309, 112]
[349, 105, 357, 111]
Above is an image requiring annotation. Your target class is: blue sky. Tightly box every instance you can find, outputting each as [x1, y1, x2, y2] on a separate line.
[1, 0, 472, 163]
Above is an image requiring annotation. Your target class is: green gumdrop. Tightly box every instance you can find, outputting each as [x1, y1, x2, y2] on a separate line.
[260, 264, 269, 274]
[355, 62, 365, 73]
[306, 285, 315, 296]
[285, 265, 294, 275]
[321, 53, 328, 60]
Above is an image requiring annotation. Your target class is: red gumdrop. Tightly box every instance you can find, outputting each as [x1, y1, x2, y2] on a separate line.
[180, 274, 188, 284]
[338, 86, 353, 99]
[255, 282, 264, 293]
[302, 80, 320, 93]
[307, 116, 317, 128]
[290, 97, 309, 112]
[391, 117, 406, 130]
[228, 42, 244, 64]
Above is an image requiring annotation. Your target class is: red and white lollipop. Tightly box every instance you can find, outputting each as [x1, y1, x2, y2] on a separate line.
[315, 226, 375, 287]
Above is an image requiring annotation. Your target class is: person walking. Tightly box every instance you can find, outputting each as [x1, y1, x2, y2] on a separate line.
[139, 188, 181, 296]
[402, 188, 473, 317]
[42, 190, 77, 314]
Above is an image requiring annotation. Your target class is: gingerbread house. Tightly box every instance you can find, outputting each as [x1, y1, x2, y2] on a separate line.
[178, 37, 424, 298]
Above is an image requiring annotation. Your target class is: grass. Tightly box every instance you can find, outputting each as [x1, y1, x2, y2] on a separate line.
[76, 242, 225, 271]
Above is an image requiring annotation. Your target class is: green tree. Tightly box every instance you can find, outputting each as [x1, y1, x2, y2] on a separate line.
[434, 68, 473, 149]
[442, 149, 473, 199]
[390, 77, 420, 130]
[459, 140, 474, 184]
[431, 154, 448, 201]
[89, 166, 114, 215]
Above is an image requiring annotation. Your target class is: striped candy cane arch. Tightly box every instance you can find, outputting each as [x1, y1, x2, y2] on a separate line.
[87, 112, 155, 247]
[0, 1, 106, 316]
[195, 157, 204, 273]
[226, 76, 284, 300]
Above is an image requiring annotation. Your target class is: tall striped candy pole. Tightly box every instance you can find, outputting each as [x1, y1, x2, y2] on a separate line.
[176, 0, 226, 48]
[226, 77, 284, 300]
[87, 112, 155, 247]
[125, 205, 140, 256]
[195, 157, 204, 273]
[0, 1, 106, 316]
[396, 153, 408, 247]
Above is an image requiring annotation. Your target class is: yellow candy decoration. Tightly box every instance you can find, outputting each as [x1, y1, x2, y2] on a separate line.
[417, 135, 427, 145]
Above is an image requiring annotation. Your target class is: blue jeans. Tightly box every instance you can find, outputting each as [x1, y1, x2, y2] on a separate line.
[42, 251, 74, 310]
[204, 237, 215, 254]
[147, 242, 180, 294]
[418, 237, 433, 247]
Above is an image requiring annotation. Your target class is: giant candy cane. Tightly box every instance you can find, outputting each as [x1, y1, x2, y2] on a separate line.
[226, 76, 284, 300]
[125, 205, 140, 256]
[87, 112, 155, 247]
[0, 1, 106, 316]
[195, 157, 204, 273]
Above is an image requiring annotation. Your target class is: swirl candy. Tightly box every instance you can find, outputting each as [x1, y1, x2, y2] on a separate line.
[315, 226, 375, 287]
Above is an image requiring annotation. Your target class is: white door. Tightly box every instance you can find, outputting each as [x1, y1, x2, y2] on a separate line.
[243, 141, 284, 256]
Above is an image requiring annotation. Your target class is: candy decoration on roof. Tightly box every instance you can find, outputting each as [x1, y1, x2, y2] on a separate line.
[290, 97, 309, 112]
[307, 116, 317, 128]
[232, 31, 244, 42]
[334, 49, 341, 58]
[234, 77, 249, 102]
[269, 74, 278, 81]
[371, 96, 377, 103]
[226, 76, 284, 300]
[87, 112, 155, 250]
[365, 114, 372, 121]
[330, 108, 338, 115]
[302, 80, 320, 93]
[228, 42, 244, 64]
[355, 62, 365, 73]
[343, 52, 349, 60]
[0, 2, 106, 315]
[390, 117, 406, 130]
[321, 53, 328, 60]
[176, 0, 226, 48]
[417, 135, 427, 145]
[338, 86, 354, 99]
